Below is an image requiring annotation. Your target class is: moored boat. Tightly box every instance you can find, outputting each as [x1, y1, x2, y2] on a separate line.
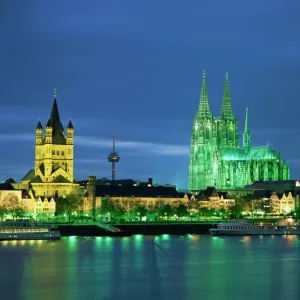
[209, 218, 300, 236]
[0, 220, 61, 241]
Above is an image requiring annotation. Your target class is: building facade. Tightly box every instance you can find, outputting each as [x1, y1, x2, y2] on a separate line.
[0, 182, 55, 219]
[197, 188, 235, 210]
[83, 176, 190, 213]
[189, 71, 290, 191]
[21, 92, 79, 197]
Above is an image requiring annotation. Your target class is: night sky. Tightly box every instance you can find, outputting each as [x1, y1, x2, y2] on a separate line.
[1, 1, 300, 189]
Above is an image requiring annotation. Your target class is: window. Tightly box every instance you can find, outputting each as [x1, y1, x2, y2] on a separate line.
[61, 151, 65, 156]
[56, 151, 60, 155]
[52, 150, 55, 155]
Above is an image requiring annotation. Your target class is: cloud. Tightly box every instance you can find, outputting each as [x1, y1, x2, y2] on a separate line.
[0, 133, 190, 156]
[0, 134, 34, 141]
[76, 158, 107, 164]
[76, 136, 189, 156]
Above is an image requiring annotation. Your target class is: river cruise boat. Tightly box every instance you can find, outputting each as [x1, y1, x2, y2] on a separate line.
[0, 220, 61, 241]
[209, 219, 300, 236]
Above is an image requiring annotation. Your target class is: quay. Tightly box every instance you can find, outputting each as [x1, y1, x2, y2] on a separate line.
[56, 223, 213, 237]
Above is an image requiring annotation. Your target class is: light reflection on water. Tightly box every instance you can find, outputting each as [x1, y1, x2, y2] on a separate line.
[1, 235, 300, 300]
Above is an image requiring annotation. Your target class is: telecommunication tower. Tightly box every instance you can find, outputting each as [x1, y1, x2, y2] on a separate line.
[107, 132, 120, 182]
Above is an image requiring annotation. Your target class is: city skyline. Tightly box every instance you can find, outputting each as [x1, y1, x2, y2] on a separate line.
[1, 1, 300, 188]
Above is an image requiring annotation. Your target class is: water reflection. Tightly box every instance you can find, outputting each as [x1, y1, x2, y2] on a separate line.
[1, 235, 300, 299]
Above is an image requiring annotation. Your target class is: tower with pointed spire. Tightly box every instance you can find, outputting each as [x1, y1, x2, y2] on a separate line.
[243, 108, 251, 152]
[107, 132, 120, 182]
[188, 71, 290, 191]
[189, 71, 217, 190]
[218, 72, 239, 148]
[23, 89, 79, 197]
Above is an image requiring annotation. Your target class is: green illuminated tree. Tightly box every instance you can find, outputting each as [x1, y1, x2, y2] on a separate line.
[0, 203, 8, 220]
[97, 197, 126, 221]
[229, 203, 243, 219]
[175, 204, 189, 219]
[134, 204, 147, 221]
[98, 197, 114, 215]
[158, 204, 174, 220]
[56, 193, 83, 222]
[198, 207, 210, 220]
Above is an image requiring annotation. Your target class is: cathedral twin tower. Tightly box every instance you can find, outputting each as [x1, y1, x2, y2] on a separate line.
[188, 71, 289, 191]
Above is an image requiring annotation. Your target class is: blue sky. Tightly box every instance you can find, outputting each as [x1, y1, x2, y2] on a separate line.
[0, 0, 300, 188]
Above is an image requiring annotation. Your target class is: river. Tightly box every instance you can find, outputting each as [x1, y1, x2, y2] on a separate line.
[1, 235, 300, 300]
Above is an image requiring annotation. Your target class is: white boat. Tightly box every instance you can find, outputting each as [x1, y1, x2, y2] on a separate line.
[209, 218, 300, 236]
[0, 220, 61, 241]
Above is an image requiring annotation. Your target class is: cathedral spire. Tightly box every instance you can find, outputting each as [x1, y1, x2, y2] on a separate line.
[243, 107, 251, 151]
[198, 70, 212, 119]
[244, 107, 249, 133]
[48, 92, 66, 144]
[221, 72, 234, 118]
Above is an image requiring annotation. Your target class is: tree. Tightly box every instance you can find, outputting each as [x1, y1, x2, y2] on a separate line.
[98, 197, 115, 215]
[97, 197, 126, 221]
[175, 204, 189, 219]
[159, 204, 174, 220]
[293, 206, 300, 220]
[134, 204, 147, 221]
[217, 208, 227, 219]
[0, 203, 8, 220]
[188, 198, 198, 211]
[243, 201, 254, 218]
[56, 193, 83, 222]
[1, 193, 27, 220]
[229, 203, 243, 219]
[198, 207, 210, 220]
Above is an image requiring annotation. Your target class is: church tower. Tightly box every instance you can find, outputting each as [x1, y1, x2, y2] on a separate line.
[218, 73, 239, 148]
[189, 71, 216, 191]
[243, 108, 251, 152]
[26, 89, 78, 197]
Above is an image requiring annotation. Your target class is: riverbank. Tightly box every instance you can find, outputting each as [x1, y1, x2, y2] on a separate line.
[57, 223, 214, 237]
[115, 223, 213, 235]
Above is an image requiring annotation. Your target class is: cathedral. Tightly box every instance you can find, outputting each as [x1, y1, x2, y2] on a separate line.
[21, 91, 79, 197]
[188, 71, 290, 191]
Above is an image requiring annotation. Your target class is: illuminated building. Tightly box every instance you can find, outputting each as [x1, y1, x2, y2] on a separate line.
[0, 182, 56, 218]
[189, 71, 290, 191]
[83, 176, 190, 213]
[197, 187, 235, 210]
[21, 90, 79, 197]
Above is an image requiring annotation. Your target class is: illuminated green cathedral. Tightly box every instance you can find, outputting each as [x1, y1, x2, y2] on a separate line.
[188, 71, 290, 191]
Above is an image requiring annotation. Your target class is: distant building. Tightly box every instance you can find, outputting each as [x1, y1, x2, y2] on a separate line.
[21, 91, 79, 197]
[34, 196, 56, 216]
[250, 190, 295, 214]
[196, 187, 235, 210]
[189, 71, 289, 191]
[83, 176, 190, 213]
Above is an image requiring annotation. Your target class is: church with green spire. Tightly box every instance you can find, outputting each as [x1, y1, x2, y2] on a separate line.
[188, 71, 290, 191]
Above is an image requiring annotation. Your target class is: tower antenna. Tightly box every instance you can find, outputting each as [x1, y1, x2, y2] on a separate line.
[107, 132, 120, 183]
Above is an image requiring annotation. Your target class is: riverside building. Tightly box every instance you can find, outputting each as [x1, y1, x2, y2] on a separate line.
[21, 91, 79, 197]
